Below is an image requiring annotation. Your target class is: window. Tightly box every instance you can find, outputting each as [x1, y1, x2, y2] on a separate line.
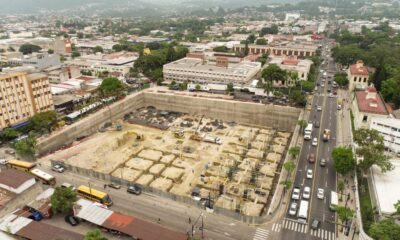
[362, 115, 368, 122]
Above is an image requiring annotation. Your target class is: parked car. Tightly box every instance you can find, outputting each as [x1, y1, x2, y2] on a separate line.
[127, 185, 142, 195]
[317, 106, 322, 111]
[292, 187, 301, 200]
[314, 121, 320, 128]
[303, 186, 311, 199]
[289, 202, 298, 216]
[0, 158, 8, 165]
[311, 219, 320, 230]
[61, 182, 76, 191]
[52, 164, 65, 173]
[65, 215, 79, 226]
[108, 183, 121, 189]
[312, 137, 318, 146]
[317, 188, 324, 199]
[306, 169, 313, 179]
[308, 153, 315, 163]
[320, 158, 327, 167]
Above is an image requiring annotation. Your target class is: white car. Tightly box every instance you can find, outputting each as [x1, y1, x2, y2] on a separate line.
[303, 186, 311, 199]
[304, 134, 312, 140]
[317, 106, 322, 111]
[52, 164, 65, 173]
[317, 188, 324, 199]
[292, 187, 301, 200]
[289, 202, 298, 216]
[312, 137, 318, 146]
[306, 169, 313, 179]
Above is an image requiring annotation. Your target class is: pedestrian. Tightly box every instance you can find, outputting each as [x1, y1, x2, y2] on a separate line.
[104, 184, 107, 189]
[158, 218, 161, 224]
[188, 217, 191, 224]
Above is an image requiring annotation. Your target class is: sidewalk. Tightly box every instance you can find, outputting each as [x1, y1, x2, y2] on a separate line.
[336, 89, 359, 240]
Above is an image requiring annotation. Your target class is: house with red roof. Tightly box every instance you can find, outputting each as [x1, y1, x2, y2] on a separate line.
[347, 60, 369, 92]
[352, 86, 389, 128]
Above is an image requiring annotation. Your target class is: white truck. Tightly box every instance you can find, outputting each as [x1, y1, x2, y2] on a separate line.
[203, 135, 223, 145]
[304, 123, 313, 140]
[298, 200, 309, 224]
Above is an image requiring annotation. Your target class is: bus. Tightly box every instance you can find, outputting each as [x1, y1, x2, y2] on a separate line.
[304, 123, 313, 140]
[330, 191, 339, 211]
[298, 200, 309, 224]
[77, 185, 113, 206]
[30, 168, 56, 185]
[6, 159, 36, 172]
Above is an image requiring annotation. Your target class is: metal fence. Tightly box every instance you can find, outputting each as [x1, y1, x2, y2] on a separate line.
[51, 160, 273, 224]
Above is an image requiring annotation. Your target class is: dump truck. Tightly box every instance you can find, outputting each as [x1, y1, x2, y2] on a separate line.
[323, 129, 331, 141]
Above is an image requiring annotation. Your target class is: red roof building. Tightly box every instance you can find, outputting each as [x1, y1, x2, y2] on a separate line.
[348, 60, 370, 91]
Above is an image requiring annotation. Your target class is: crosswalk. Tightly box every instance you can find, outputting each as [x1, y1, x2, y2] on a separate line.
[253, 228, 270, 240]
[310, 228, 336, 240]
[269, 218, 336, 240]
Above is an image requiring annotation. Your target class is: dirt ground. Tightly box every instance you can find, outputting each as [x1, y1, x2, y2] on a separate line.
[41, 110, 292, 216]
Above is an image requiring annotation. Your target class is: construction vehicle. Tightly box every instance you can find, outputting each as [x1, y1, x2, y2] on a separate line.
[203, 135, 223, 145]
[323, 129, 331, 142]
[190, 116, 204, 141]
[173, 129, 185, 138]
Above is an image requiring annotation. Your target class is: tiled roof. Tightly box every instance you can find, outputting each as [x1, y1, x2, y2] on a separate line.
[16, 221, 84, 240]
[349, 61, 369, 76]
[355, 88, 388, 115]
[0, 169, 33, 189]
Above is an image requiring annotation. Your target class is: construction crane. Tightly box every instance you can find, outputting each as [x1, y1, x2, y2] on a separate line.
[190, 115, 204, 141]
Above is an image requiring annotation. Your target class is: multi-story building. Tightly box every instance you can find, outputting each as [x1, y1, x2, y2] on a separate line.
[7, 52, 61, 70]
[370, 117, 400, 154]
[268, 56, 313, 86]
[53, 36, 72, 55]
[233, 41, 318, 58]
[163, 56, 261, 85]
[352, 86, 389, 129]
[0, 72, 54, 129]
[348, 60, 369, 92]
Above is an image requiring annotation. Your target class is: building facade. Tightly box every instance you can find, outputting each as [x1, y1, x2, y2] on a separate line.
[268, 56, 313, 86]
[0, 72, 54, 129]
[370, 117, 400, 154]
[233, 42, 318, 58]
[348, 60, 369, 92]
[163, 57, 261, 85]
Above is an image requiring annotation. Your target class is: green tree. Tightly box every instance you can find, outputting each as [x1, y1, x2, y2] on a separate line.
[369, 219, 400, 240]
[19, 44, 42, 55]
[29, 111, 57, 134]
[100, 77, 125, 97]
[93, 45, 103, 53]
[394, 200, 400, 216]
[257, 53, 269, 66]
[332, 147, 355, 175]
[337, 180, 345, 200]
[180, 81, 188, 91]
[13, 134, 37, 158]
[84, 229, 107, 240]
[213, 46, 229, 52]
[47, 49, 54, 54]
[334, 72, 349, 87]
[289, 90, 307, 106]
[336, 206, 354, 230]
[297, 120, 308, 133]
[226, 83, 234, 94]
[1, 128, 19, 141]
[300, 81, 315, 92]
[354, 129, 393, 174]
[288, 146, 300, 159]
[50, 186, 77, 214]
[280, 180, 292, 189]
[259, 25, 279, 36]
[283, 160, 296, 173]
[255, 38, 268, 45]
[72, 51, 81, 58]
[247, 34, 256, 44]
[195, 84, 201, 91]
[262, 64, 287, 84]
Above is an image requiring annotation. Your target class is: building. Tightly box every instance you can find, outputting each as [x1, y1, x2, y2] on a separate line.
[268, 56, 313, 86]
[53, 36, 72, 55]
[66, 51, 138, 77]
[43, 65, 80, 83]
[370, 160, 400, 217]
[352, 86, 389, 129]
[74, 198, 186, 240]
[0, 51, 23, 63]
[0, 72, 54, 129]
[370, 117, 400, 154]
[233, 41, 318, 58]
[348, 60, 369, 91]
[8, 52, 61, 70]
[163, 56, 261, 85]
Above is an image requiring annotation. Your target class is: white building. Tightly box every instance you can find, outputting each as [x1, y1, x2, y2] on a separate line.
[268, 56, 313, 86]
[370, 117, 400, 154]
[163, 57, 261, 85]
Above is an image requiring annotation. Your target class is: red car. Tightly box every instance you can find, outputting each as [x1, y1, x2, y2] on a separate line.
[308, 153, 315, 163]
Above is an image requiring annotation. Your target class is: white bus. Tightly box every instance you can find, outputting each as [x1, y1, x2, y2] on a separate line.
[298, 200, 309, 223]
[304, 123, 313, 140]
[330, 191, 339, 211]
[30, 168, 56, 185]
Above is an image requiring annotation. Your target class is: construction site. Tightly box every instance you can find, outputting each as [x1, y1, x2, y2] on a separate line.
[44, 104, 293, 216]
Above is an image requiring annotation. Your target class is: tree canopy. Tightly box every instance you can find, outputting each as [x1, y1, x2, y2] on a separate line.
[262, 64, 287, 83]
[50, 186, 77, 214]
[13, 134, 37, 158]
[255, 38, 268, 45]
[84, 229, 107, 240]
[29, 111, 57, 134]
[334, 72, 349, 87]
[213, 46, 229, 52]
[93, 45, 104, 53]
[283, 160, 296, 173]
[335, 206, 354, 223]
[354, 129, 393, 173]
[332, 147, 355, 175]
[19, 44, 42, 55]
[99, 77, 125, 96]
[369, 219, 400, 240]
[259, 25, 278, 36]
[288, 146, 300, 159]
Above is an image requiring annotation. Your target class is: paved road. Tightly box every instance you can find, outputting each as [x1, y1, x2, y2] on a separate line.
[40, 163, 256, 240]
[279, 38, 338, 240]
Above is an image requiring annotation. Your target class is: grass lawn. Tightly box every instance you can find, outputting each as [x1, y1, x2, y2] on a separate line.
[358, 176, 374, 233]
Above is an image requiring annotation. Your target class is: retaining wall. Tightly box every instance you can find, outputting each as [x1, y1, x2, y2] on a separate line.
[38, 90, 300, 155]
